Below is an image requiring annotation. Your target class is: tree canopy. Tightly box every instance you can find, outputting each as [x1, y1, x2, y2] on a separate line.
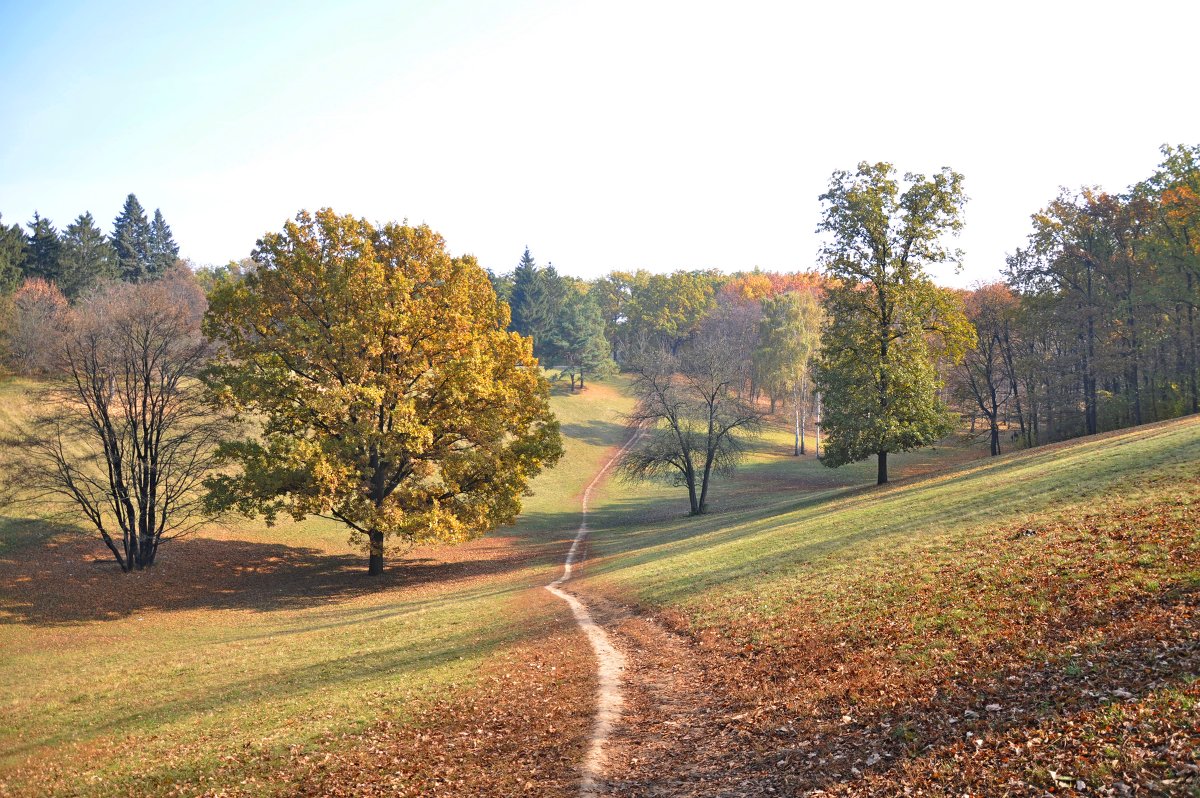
[814, 162, 974, 484]
[204, 210, 563, 575]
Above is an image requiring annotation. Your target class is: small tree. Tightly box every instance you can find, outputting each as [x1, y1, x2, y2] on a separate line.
[112, 193, 152, 281]
[59, 212, 117, 298]
[23, 212, 63, 285]
[148, 208, 180, 277]
[3, 277, 69, 374]
[2, 270, 226, 571]
[756, 290, 824, 454]
[204, 210, 563, 575]
[0, 212, 26, 293]
[618, 335, 763, 515]
[952, 284, 1018, 455]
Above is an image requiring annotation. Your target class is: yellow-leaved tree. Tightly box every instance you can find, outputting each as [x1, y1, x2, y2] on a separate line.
[204, 209, 562, 575]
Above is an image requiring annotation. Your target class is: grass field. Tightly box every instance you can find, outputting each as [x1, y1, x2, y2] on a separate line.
[4, 370, 1197, 795]
[0, 377, 636, 797]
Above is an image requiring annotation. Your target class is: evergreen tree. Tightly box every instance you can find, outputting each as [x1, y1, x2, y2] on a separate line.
[60, 212, 117, 298]
[555, 289, 616, 390]
[23, 212, 63, 285]
[148, 208, 180, 277]
[535, 263, 569, 358]
[112, 194, 152, 281]
[509, 247, 543, 339]
[814, 162, 974, 484]
[507, 248, 567, 359]
[0, 212, 26, 293]
[487, 268, 513, 304]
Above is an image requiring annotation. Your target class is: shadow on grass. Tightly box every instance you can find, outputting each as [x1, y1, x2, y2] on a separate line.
[559, 418, 629, 447]
[0, 595, 581, 762]
[0, 531, 548, 626]
[579, 418, 1200, 607]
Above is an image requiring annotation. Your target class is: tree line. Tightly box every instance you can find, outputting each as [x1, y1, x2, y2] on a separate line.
[954, 145, 1200, 453]
[0, 193, 180, 297]
[3, 145, 1197, 573]
[0, 194, 182, 374]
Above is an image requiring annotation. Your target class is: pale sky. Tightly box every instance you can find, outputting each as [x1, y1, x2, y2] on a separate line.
[2, 0, 1197, 287]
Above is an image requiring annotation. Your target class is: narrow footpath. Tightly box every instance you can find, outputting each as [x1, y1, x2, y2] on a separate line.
[544, 429, 644, 796]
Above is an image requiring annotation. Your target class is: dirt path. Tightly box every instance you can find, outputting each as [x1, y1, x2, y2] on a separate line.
[545, 428, 644, 796]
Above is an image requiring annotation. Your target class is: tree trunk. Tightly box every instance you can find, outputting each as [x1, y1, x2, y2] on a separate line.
[792, 385, 800, 456]
[685, 465, 700, 515]
[876, 451, 888, 485]
[815, 392, 822, 457]
[368, 530, 385, 576]
[697, 459, 713, 514]
[1189, 272, 1198, 414]
[799, 402, 807, 456]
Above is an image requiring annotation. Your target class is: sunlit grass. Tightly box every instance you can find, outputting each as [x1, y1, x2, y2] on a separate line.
[581, 413, 1200, 638]
[0, 374, 635, 796]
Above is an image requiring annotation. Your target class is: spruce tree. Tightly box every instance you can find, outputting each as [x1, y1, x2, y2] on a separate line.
[0, 212, 27, 293]
[112, 194, 152, 281]
[556, 290, 615, 390]
[23, 212, 63, 285]
[509, 247, 542, 338]
[60, 212, 117, 298]
[148, 208, 180, 277]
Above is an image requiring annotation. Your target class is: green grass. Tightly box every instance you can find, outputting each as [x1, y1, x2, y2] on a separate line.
[6, 365, 1195, 794]
[0, 375, 635, 797]
[580, 413, 1200, 637]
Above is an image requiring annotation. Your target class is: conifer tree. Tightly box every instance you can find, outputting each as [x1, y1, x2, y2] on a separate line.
[23, 213, 63, 285]
[60, 212, 117, 298]
[149, 208, 180, 277]
[112, 194, 152, 281]
[509, 247, 542, 339]
[555, 289, 616, 390]
[0, 212, 27, 293]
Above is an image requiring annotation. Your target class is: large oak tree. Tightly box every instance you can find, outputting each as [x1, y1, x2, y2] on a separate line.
[204, 210, 563, 575]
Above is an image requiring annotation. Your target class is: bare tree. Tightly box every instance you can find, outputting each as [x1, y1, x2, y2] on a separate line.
[2, 270, 228, 571]
[618, 334, 763, 515]
[2, 277, 70, 375]
[952, 284, 1018, 456]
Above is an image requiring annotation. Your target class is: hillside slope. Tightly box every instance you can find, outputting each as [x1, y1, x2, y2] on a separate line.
[579, 416, 1200, 796]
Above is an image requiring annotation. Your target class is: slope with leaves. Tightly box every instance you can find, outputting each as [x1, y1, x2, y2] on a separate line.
[577, 415, 1200, 794]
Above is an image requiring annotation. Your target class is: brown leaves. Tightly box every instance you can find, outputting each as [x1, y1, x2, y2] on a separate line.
[592, 478, 1200, 796]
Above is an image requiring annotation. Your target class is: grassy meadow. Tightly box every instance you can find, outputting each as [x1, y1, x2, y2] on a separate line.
[0, 376, 635, 797]
[3, 369, 1196, 795]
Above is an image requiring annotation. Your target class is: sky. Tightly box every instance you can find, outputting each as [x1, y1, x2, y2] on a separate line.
[2, 0, 1198, 287]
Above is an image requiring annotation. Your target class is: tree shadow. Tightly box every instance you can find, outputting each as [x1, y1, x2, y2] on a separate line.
[559, 418, 630, 446]
[0, 529, 541, 626]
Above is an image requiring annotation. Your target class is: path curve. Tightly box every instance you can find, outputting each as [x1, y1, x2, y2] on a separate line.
[545, 427, 643, 797]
